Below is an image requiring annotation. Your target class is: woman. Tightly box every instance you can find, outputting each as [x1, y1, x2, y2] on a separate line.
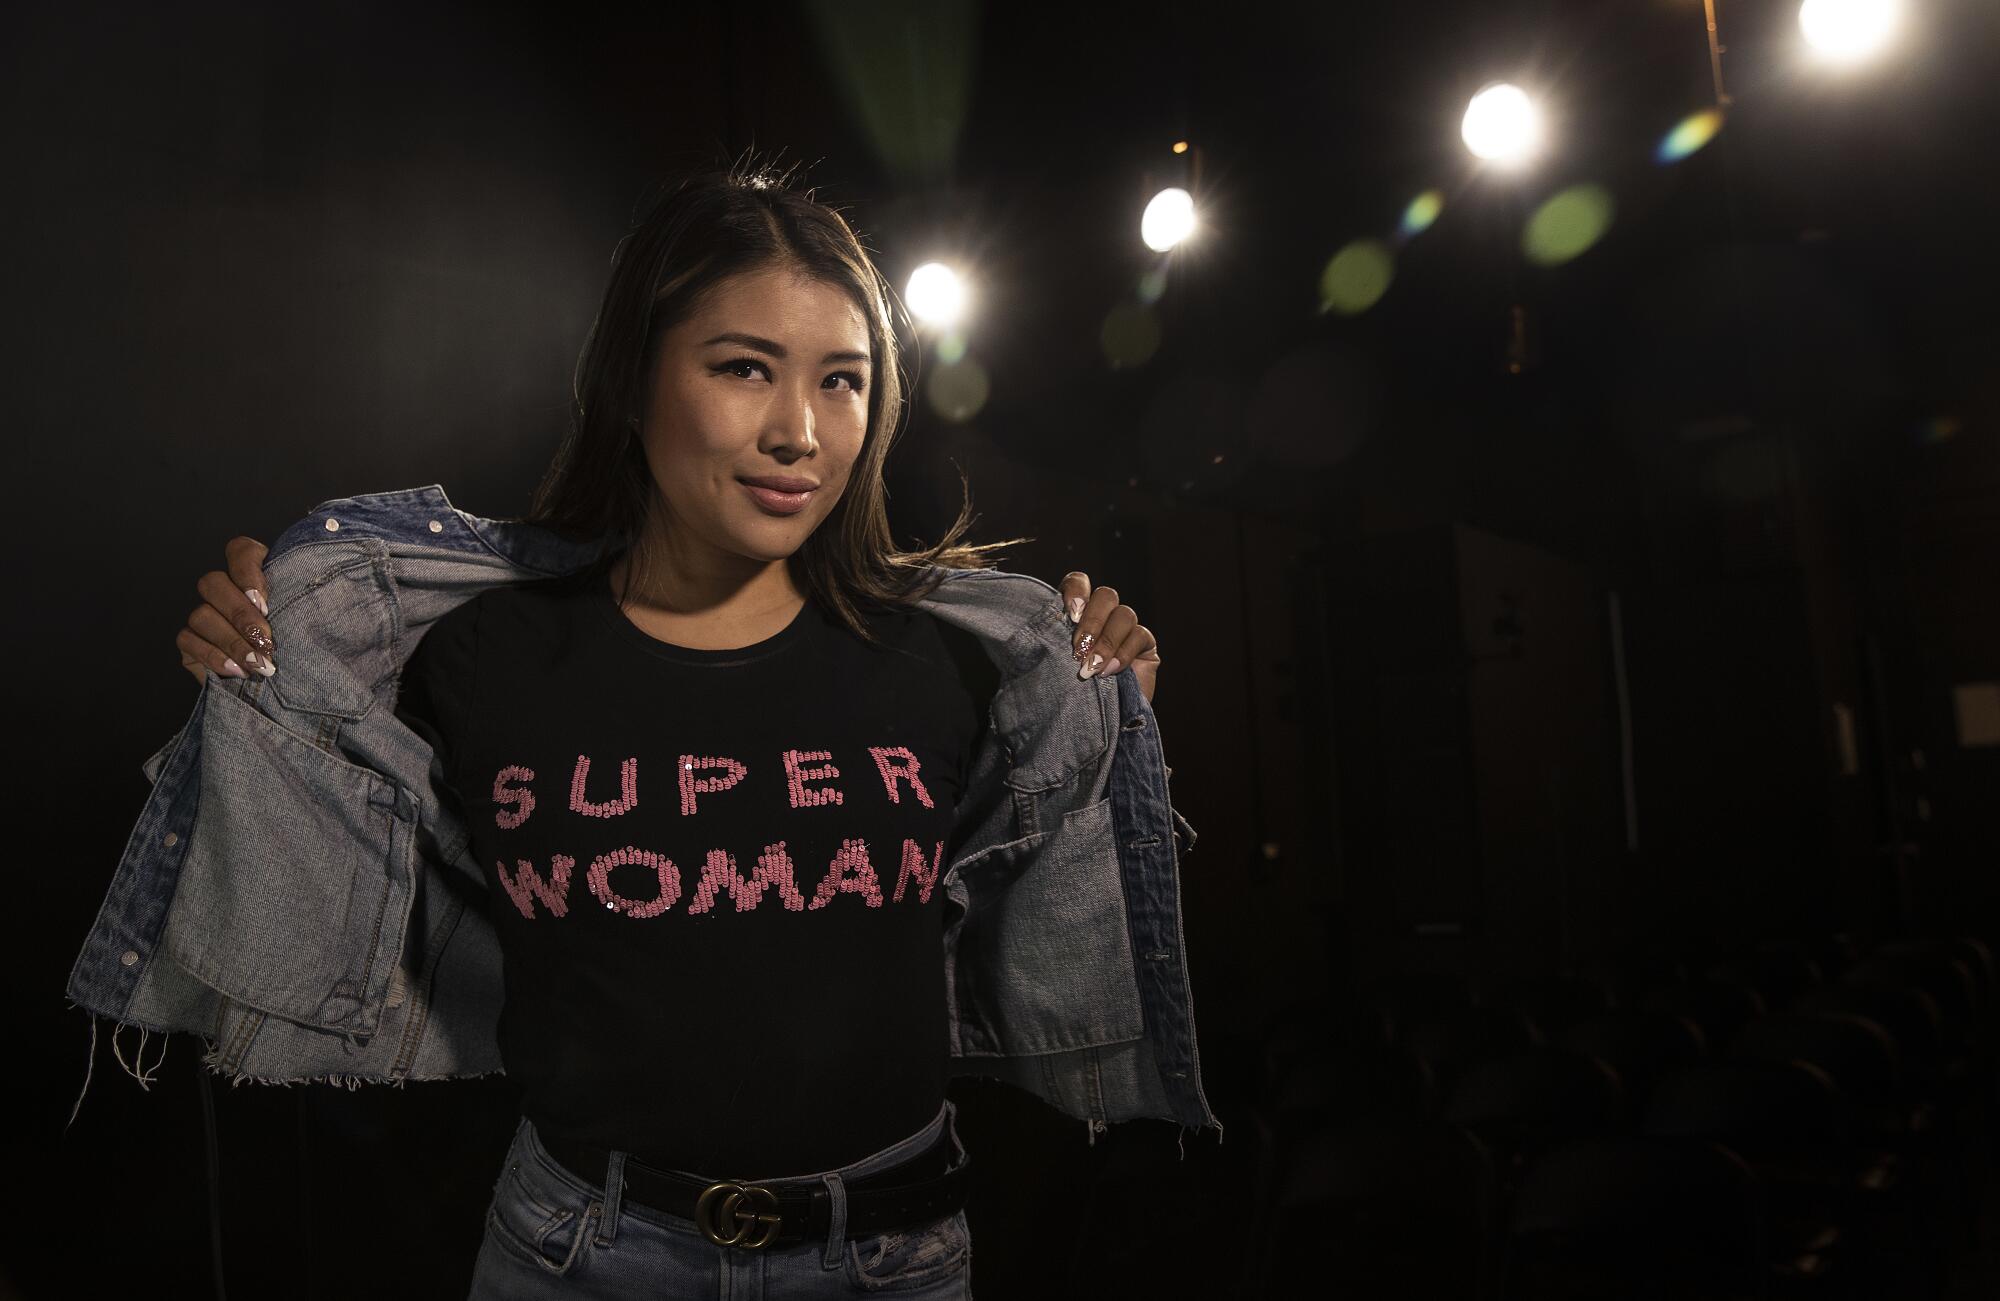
[151, 159, 1180, 1299]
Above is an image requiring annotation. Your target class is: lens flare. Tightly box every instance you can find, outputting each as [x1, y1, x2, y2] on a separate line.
[1400, 189, 1445, 237]
[1319, 239, 1396, 314]
[1522, 184, 1616, 266]
[1655, 109, 1725, 164]
[1100, 303, 1163, 369]
[1136, 266, 1168, 305]
[925, 356, 989, 423]
[1919, 415, 1962, 445]
[935, 330, 968, 365]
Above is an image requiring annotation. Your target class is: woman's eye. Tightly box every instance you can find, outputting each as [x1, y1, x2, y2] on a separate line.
[714, 359, 862, 393]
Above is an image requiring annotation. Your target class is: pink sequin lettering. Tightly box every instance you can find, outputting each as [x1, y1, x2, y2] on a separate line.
[497, 852, 573, 919]
[893, 838, 946, 905]
[586, 846, 681, 918]
[809, 837, 884, 910]
[482, 744, 950, 919]
[867, 745, 935, 809]
[492, 765, 536, 830]
[679, 753, 748, 816]
[571, 754, 639, 818]
[688, 843, 809, 913]
[783, 748, 844, 809]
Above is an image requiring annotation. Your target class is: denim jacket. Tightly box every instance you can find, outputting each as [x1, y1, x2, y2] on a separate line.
[65, 484, 1221, 1150]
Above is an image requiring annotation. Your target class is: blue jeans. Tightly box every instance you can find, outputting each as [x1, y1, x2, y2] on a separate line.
[467, 1100, 975, 1298]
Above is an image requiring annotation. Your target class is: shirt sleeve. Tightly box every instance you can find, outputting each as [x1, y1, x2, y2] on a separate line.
[930, 615, 1001, 778]
[931, 615, 1004, 868]
[394, 599, 481, 793]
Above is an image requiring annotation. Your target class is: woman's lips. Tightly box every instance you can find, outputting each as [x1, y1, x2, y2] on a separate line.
[741, 481, 815, 515]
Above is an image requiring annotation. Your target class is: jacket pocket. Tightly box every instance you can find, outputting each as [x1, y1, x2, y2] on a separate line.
[159, 677, 417, 1041]
[951, 795, 1146, 1054]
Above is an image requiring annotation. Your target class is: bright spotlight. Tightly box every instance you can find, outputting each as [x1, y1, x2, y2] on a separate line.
[1142, 187, 1197, 251]
[1461, 82, 1542, 166]
[905, 262, 966, 328]
[1799, 0, 1902, 63]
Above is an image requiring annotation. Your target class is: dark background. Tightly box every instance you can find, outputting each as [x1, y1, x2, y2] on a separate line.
[13, 0, 1998, 1297]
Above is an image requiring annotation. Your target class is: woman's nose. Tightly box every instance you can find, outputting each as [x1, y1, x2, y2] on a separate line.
[773, 393, 816, 453]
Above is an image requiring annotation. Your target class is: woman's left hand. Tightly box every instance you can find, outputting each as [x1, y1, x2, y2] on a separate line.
[1058, 572, 1161, 703]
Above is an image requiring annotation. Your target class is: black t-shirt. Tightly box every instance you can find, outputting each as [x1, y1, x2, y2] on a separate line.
[393, 558, 998, 1175]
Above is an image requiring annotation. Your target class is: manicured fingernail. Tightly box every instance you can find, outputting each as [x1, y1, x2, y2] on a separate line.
[1074, 631, 1095, 663]
[246, 625, 273, 653]
[246, 589, 268, 617]
[1079, 652, 1103, 680]
[1068, 597, 1084, 624]
[243, 650, 276, 677]
[219, 658, 247, 679]
[1102, 657, 1122, 675]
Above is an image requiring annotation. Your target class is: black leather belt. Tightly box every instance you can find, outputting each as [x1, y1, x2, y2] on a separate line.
[537, 1125, 971, 1251]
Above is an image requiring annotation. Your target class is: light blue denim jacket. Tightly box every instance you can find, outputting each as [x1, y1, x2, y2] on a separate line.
[65, 485, 1220, 1149]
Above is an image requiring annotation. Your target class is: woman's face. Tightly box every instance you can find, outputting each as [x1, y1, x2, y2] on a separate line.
[635, 263, 872, 570]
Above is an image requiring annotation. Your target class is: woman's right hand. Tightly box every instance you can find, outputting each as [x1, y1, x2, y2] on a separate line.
[177, 536, 278, 685]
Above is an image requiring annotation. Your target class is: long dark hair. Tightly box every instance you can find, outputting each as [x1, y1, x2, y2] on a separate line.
[519, 152, 1025, 647]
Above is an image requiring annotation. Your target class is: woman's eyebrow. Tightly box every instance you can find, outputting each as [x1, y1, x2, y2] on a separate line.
[700, 331, 869, 365]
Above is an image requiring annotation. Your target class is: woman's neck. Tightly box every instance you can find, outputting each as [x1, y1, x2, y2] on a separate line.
[606, 547, 806, 651]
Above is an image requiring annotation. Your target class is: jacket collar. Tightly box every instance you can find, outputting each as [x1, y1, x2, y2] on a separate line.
[270, 481, 1064, 665]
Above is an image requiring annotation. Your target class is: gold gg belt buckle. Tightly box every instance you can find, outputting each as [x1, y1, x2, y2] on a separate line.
[693, 1180, 785, 1249]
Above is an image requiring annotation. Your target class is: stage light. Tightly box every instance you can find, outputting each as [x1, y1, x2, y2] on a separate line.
[1461, 83, 1542, 165]
[1142, 187, 1197, 251]
[1799, 0, 1902, 64]
[905, 262, 967, 328]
